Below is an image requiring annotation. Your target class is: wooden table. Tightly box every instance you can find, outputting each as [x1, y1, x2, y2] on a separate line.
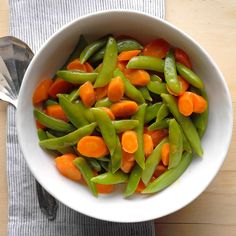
[0, 1, 235, 235]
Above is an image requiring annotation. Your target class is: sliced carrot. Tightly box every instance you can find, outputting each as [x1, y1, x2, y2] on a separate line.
[143, 38, 170, 59]
[95, 85, 108, 100]
[143, 133, 154, 158]
[100, 107, 115, 120]
[36, 120, 46, 130]
[161, 143, 170, 166]
[121, 130, 138, 154]
[96, 184, 114, 194]
[110, 100, 138, 118]
[178, 92, 194, 116]
[144, 127, 169, 147]
[48, 78, 74, 98]
[85, 62, 94, 72]
[79, 81, 96, 107]
[32, 78, 53, 105]
[192, 92, 207, 113]
[107, 76, 124, 102]
[174, 48, 192, 69]
[55, 153, 81, 181]
[116, 61, 127, 72]
[118, 50, 141, 61]
[67, 59, 87, 71]
[153, 164, 167, 178]
[124, 69, 150, 86]
[167, 76, 189, 96]
[121, 150, 135, 173]
[77, 136, 109, 158]
[46, 104, 68, 122]
[135, 180, 146, 193]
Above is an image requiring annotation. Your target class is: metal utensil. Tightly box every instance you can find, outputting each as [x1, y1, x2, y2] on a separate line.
[0, 36, 58, 220]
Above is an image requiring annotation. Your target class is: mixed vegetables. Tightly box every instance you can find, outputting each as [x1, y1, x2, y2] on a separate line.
[32, 35, 208, 197]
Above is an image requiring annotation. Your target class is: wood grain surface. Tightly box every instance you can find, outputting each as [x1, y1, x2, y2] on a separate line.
[0, 1, 235, 236]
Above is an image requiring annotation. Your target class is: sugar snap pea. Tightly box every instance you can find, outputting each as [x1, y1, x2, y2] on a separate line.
[94, 37, 117, 88]
[113, 68, 145, 103]
[164, 50, 181, 94]
[145, 102, 162, 123]
[39, 122, 96, 150]
[80, 36, 108, 64]
[94, 97, 113, 107]
[148, 118, 170, 131]
[142, 152, 192, 194]
[90, 39, 143, 63]
[91, 171, 128, 184]
[124, 164, 142, 197]
[176, 62, 204, 89]
[132, 104, 147, 169]
[92, 108, 117, 155]
[139, 87, 152, 102]
[150, 74, 162, 82]
[57, 70, 98, 84]
[34, 109, 75, 132]
[169, 119, 183, 169]
[58, 94, 89, 128]
[73, 157, 98, 196]
[179, 126, 192, 153]
[112, 120, 139, 133]
[161, 94, 203, 156]
[44, 99, 58, 107]
[37, 129, 48, 141]
[156, 103, 169, 121]
[111, 136, 122, 173]
[88, 158, 102, 172]
[126, 56, 164, 72]
[100, 161, 109, 172]
[68, 89, 79, 102]
[141, 138, 168, 185]
[147, 81, 167, 95]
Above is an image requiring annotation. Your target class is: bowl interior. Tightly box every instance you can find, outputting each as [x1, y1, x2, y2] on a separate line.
[16, 10, 232, 222]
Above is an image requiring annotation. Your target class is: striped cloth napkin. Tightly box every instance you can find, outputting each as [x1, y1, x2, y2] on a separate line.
[7, 0, 165, 235]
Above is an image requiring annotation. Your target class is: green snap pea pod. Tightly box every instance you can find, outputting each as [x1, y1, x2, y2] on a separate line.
[113, 68, 145, 103]
[126, 56, 164, 72]
[46, 131, 75, 154]
[87, 158, 102, 172]
[94, 37, 118, 88]
[176, 62, 204, 90]
[145, 102, 162, 123]
[147, 81, 167, 95]
[73, 157, 98, 196]
[46, 129, 67, 137]
[150, 74, 162, 82]
[112, 120, 139, 133]
[91, 171, 128, 184]
[124, 164, 142, 197]
[161, 94, 203, 156]
[44, 99, 58, 107]
[37, 129, 48, 141]
[100, 161, 109, 172]
[92, 108, 117, 155]
[148, 118, 170, 131]
[142, 152, 192, 194]
[34, 109, 75, 132]
[56, 70, 98, 84]
[98, 157, 110, 162]
[164, 50, 181, 94]
[111, 136, 122, 173]
[139, 87, 152, 102]
[141, 138, 168, 185]
[80, 36, 108, 64]
[180, 127, 192, 153]
[132, 104, 147, 169]
[39, 122, 96, 150]
[168, 119, 183, 169]
[94, 97, 113, 107]
[68, 89, 79, 102]
[90, 39, 143, 63]
[192, 89, 208, 138]
[156, 103, 169, 122]
[58, 94, 89, 128]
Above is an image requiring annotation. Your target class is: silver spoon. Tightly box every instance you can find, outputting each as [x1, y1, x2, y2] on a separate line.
[0, 36, 58, 220]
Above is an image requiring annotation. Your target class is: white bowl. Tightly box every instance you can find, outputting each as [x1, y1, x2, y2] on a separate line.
[16, 10, 233, 222]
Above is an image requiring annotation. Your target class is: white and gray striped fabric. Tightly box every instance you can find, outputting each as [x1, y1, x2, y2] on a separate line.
[7, 0, 165, 235]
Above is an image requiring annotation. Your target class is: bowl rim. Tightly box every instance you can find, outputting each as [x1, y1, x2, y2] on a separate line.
[16, 9, 233, 222]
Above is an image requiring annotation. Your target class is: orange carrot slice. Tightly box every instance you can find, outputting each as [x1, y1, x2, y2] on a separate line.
[100, 107, 115, 120]
[55, 154, 81, 181]
[167, 76, 189, 96]
[77, 136, 109, 158]
[124, 69, 150, 86]
[95, 85, 108, 100]
[118, 50, 141, 61]
[178, 92, 194, 116]
[79, 81, 96, 107]
[36, 120, 46, 130]
[67, 59, 87, 71]
[144, 127, 169, 147]
[174, 48, 192, 69]
[46, 104, 68, 122]
[135, 180, 146, 193]
[110, 100, 138, 118]
[192, 92, 207, 113]
[121, 130, 138, 154]
[96, 184, 114, 194]
[121, 150, 135, 173]
[161, 143, 170, 166]
[143, 133, 154, 158]
[32, 78, 53, 105]
[107, 76, 124, 102]
[116, 61, 127, 72]
[153, 164, 167, 178]
[85, 62, 94, 72]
